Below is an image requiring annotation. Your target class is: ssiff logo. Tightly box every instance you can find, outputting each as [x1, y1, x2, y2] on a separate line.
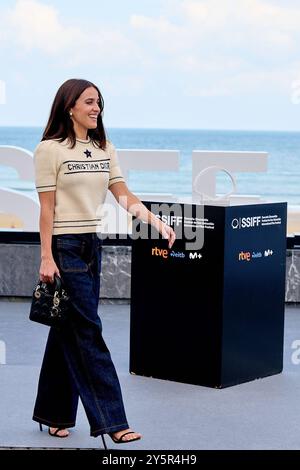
[232, 216, 261, 229]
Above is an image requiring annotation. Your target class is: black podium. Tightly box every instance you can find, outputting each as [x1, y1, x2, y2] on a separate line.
[130, 201, 287, 388]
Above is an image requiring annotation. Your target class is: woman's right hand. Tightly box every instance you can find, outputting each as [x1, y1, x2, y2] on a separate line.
[39, 256, 61, 283]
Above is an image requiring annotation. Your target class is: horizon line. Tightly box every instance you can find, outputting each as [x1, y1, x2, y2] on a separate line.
[0, 126, 300, 133]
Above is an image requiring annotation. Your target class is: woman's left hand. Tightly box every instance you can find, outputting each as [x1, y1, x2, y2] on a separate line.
[159, 222, 176, 249]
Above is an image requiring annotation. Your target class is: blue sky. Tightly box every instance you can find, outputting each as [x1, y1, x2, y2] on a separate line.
[0, 0, 300, 130]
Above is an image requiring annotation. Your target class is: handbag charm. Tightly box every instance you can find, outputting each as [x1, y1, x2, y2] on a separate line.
[29, 275, 70, 327]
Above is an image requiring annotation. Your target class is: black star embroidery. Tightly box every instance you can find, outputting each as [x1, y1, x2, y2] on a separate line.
[84, 149, 92, 158]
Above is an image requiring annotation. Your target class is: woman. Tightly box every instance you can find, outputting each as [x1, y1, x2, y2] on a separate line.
[32, 78, 176, 447]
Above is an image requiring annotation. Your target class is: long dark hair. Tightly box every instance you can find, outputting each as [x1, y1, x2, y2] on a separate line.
[42, 79, 106, 149]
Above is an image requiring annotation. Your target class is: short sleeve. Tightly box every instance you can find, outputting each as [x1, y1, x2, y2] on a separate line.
[34, 140, 58, 192]
[108, 142, 125, 188]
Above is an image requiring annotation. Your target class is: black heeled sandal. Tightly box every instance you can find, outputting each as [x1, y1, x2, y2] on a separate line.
[48, 427, 69, 438]
[41, 423, 108, 448]
[39, 423, 69, 438]
[109, 431, 141, 444]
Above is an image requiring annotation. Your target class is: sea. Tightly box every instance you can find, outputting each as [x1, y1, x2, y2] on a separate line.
[0, 127, 299, 207]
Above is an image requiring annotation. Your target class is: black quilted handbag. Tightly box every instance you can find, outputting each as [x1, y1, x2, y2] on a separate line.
[29, 275, 70, 327]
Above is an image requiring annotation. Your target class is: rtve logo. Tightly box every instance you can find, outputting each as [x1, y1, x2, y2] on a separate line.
[238, 251, 251, 262]
[151, 247, 186, 259]
[231, 216, 261, 230]
[152, 246, 168, 259]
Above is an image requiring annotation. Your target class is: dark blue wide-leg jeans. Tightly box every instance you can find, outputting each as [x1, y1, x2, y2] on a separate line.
[32, 233, 129, 437]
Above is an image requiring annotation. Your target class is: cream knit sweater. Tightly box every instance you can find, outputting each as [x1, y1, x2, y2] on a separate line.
[34, 138, 125, 235]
